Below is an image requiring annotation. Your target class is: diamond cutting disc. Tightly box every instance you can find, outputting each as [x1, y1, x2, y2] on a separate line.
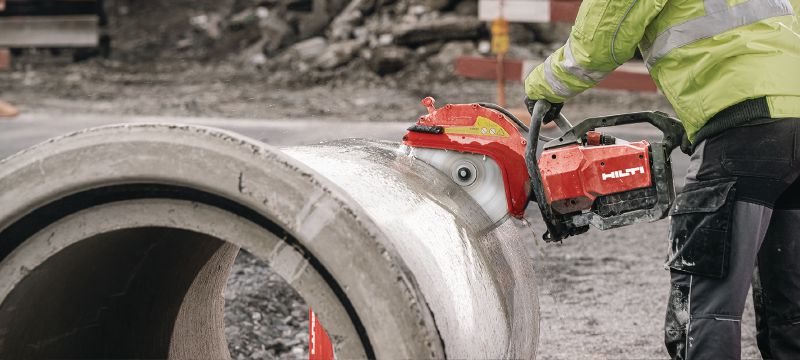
[407, 147, 509, 224]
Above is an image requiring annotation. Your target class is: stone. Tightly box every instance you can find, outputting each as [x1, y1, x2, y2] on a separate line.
[368, 46, 412, 75]
[315, 40, 365, 69]
[189, 13, 223, 39]
[377, 33, 394, 46]
[256, 7, 270, 19]
[430, 41, 475, 65]
[420, 0, 451, 11]
[285, 36, 328, 61]
[453, 0, 478, 16]
[477, 39, 491, 54]
[228, 8, 259, 31]
[296, 0, 350, 39]
[392, 15, 483, 46]
[327, 0, 377, 41]
[409, 4, 428, 15]
[260, 14, 294, 55]
[415, 41, 445, 58]
[176, 37, 193, 49]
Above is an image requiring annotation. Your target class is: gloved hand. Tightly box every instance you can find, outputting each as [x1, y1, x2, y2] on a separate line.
[524, 97, 564, 124]
[680, 131, 693, 155]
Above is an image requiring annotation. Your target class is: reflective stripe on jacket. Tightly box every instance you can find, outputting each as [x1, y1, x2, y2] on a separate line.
[524, 0, 800, 141]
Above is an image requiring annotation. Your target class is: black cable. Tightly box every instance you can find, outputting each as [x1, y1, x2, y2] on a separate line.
[477, 102, 554, 142]
[477, 102, 529, 132]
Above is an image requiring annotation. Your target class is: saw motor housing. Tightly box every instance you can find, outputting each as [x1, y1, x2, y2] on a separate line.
[528, 106, 684, 242]
[539, 139, 653, 216]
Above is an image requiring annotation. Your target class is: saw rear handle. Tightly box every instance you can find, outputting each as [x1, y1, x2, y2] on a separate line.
[542, 110, 685, 154]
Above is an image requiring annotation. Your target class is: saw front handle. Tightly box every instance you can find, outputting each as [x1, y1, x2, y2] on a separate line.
[524, 101, 576, 242]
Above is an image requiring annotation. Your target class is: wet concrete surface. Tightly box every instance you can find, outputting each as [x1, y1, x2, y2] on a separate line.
[1, 112, 764, 359]
[286, 139, 538, 358]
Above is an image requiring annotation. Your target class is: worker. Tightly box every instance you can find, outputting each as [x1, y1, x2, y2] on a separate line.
[524, 0, 800, 358]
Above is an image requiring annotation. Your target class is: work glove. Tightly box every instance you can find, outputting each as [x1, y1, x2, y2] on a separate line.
[680, 131, 692, 155]
[525, 97, 564, 124]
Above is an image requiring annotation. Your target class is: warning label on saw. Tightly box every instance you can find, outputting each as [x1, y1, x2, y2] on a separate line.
[444, 116, 510, 137]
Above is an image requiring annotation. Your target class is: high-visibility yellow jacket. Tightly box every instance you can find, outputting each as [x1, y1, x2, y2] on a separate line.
[524, 0, 800, 142]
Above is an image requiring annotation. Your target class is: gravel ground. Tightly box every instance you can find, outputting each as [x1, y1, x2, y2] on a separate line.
[521, 210, 762, 359]
[225, 251, 308, 360]
[0, 57, 673, 123]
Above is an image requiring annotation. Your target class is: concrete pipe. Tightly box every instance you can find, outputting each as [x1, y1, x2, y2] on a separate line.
[0, 124, 539, 359]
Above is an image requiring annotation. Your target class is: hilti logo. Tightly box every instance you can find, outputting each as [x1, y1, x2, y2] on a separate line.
[602, 166, 645, 180]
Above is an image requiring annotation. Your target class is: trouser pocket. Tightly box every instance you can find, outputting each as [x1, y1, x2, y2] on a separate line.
[667, 178, 737, 278]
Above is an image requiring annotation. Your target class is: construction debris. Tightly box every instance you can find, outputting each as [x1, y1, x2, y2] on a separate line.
[315, 39, 366, 69]
[392, 16, 484, 46]
[367, 45, 413, 75]
[104, 0, 568, 80]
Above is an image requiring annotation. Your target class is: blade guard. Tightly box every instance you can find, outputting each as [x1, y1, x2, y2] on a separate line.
[403, 97, 530, 218]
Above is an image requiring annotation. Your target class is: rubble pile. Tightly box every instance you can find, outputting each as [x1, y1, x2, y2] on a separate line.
[112, 0, 569, 81]
[255, 0, 567, 74]
[186, 0, 491, 75]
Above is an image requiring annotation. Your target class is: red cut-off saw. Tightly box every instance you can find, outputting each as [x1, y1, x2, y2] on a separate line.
[403, 97, 685, 242]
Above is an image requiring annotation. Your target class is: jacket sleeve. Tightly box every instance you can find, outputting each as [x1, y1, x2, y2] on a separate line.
[524, 0, 667, 102]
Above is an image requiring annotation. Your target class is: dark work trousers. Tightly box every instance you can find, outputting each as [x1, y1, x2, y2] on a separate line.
[664, 118, 800, 360]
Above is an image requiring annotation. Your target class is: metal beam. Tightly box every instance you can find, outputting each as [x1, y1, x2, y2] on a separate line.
[0, 15, 98, 47]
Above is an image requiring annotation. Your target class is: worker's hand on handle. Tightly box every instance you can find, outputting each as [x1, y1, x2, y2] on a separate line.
[524, 97, 563, 124]
[680, 131, 693, 155]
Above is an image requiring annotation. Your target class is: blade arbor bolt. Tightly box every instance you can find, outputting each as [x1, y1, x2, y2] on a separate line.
[451, 160, 478, 187]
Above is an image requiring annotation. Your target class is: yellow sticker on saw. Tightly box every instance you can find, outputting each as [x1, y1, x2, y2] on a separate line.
[444, 116, 509, 137]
